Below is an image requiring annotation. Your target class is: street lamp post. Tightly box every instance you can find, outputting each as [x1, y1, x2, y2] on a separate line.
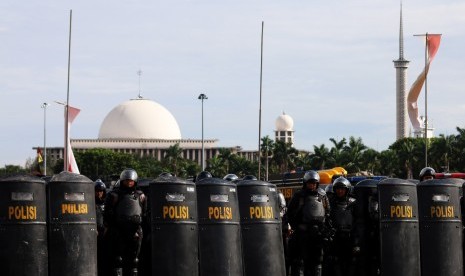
[198, 93, 208, 171]
[41, 103, 49, 175]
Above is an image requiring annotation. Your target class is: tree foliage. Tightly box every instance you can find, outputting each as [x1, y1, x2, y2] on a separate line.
[7, 127, 465, 180]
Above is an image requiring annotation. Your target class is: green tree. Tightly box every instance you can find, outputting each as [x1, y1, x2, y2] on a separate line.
[272, 140, 298, 173]
[342, 136, 367, 173]
[163, 143, 183, 176]
[310, 144, 331, 170]
[261, 136, 275, 177]
[207, 156, 226, 177]
[328, 137, 347, 167]
[0, 164, 27, 176]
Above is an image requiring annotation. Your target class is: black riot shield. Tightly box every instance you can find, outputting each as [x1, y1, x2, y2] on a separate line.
[150, 175, 198, 276]
[353, 179, 380, 276]
[418, 178, 464, 276]
[197, 177, 243, 276]
[237, 179, 286, 276]
[47, 172, 97, 276]
[0, 175, 48, 276]
[378, 178, 420, 276]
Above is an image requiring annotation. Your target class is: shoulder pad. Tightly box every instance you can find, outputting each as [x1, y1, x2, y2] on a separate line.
[318, 188, 326, 197]
[348, 197, 356, 204]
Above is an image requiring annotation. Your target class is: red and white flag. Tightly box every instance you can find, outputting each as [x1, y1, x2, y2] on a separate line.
[66, 105, 80, 174]
[407, 34, 441, 130]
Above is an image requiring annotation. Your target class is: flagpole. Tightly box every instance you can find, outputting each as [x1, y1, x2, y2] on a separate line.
[258, 21, 264, 180]
[424, 32, 428, 167]
[64, 10, 72, 172]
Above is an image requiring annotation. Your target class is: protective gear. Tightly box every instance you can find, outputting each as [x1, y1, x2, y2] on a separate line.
[378, 178, 420, 276]
[419, 167, 436, 181]
[223, 174, 239, 181]
[95, 179, 106, 191]
[303, 170, 320, 187]
[196, 171, 212, 182]
[243, 175, 258, 181]
[332, 177, 351, 190]
[120, 169, 138, 183]
[159, 172, 172, 177]
[278, 192, 287, 210]
[287, 178, 330, 276]
[114, 192, 144, 225]
[330, 198, 355, 236]
[303, 194, 326, 223]
[104, 180, 147, 276]
[325, 184, 334, 194]
[328, 188, 357, 276]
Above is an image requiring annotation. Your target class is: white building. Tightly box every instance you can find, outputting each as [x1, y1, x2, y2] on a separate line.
[274, 112, 295, 146]
[42, 97, 240, 166]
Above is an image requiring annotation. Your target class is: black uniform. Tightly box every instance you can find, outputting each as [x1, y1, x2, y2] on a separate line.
[96, 194, 107, 275]
[287, 187, 331, 276]
[327, 195, 357, 276]
[279, 192, 291, 276]
[104, 185, 147, 276]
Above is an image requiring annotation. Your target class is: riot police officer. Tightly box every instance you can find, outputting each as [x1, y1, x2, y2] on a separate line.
[95, 179, 107, 275]
[223, 173, 239, 182]
[104, 169, 147, 276]
[279, 191, 292, 276]
[327, 177, 358, 276]
[195, 171, 212, 182]
[287, 170, 331, 276]
[419, 167, 435, 181]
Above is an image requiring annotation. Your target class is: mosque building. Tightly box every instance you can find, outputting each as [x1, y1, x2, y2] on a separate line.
[44, 97, 240, 166]
[274, 112, 295, 146]
[41, 96, 297, 168]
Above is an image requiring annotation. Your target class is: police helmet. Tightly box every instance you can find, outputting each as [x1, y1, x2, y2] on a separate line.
[419, 167, 436, 181]
[303, 170, 320, 186]
[278, 192, 287, 209]
[159, 172, 173, 177]
[95, 179, 106, 191]
[223, 174, 239, 182]
[120, 169, 138, 183]
[325, 183, 334, 194]
[242, 175, 258, 181]
[196, 171, 212, 182]
[332, 176, 351, 190]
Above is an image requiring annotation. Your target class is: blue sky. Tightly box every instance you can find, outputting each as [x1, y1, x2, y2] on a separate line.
[1, 0, 465, 166]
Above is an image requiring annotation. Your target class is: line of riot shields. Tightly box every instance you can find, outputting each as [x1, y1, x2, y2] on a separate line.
[352, 177, 464, 276]
[2, 171, 465, 276]
[0, 172, 286, 276]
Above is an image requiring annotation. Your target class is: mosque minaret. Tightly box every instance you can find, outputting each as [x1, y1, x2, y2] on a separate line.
[393, 5, 410, 140]
[275, 112, 295, 146]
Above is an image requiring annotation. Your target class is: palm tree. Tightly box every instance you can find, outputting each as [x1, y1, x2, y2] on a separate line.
[390, 138, 418, 179]
[272, 140, 298, 173]
[163, 143, 183, 176]
[310, 144, 331, 170]
[430, 134, 455, 172]
[218, 148, 234, 173]
[206, 156, 226, 177]
[360, 148, 380, 175]
[261, 136, 275, 178]
[342, 136, 367, 173]
[329, 137, 347, 167]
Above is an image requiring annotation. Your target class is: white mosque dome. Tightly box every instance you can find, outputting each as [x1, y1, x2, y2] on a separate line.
[275, 112, 294, 131]
[98, 98, 182, 140]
